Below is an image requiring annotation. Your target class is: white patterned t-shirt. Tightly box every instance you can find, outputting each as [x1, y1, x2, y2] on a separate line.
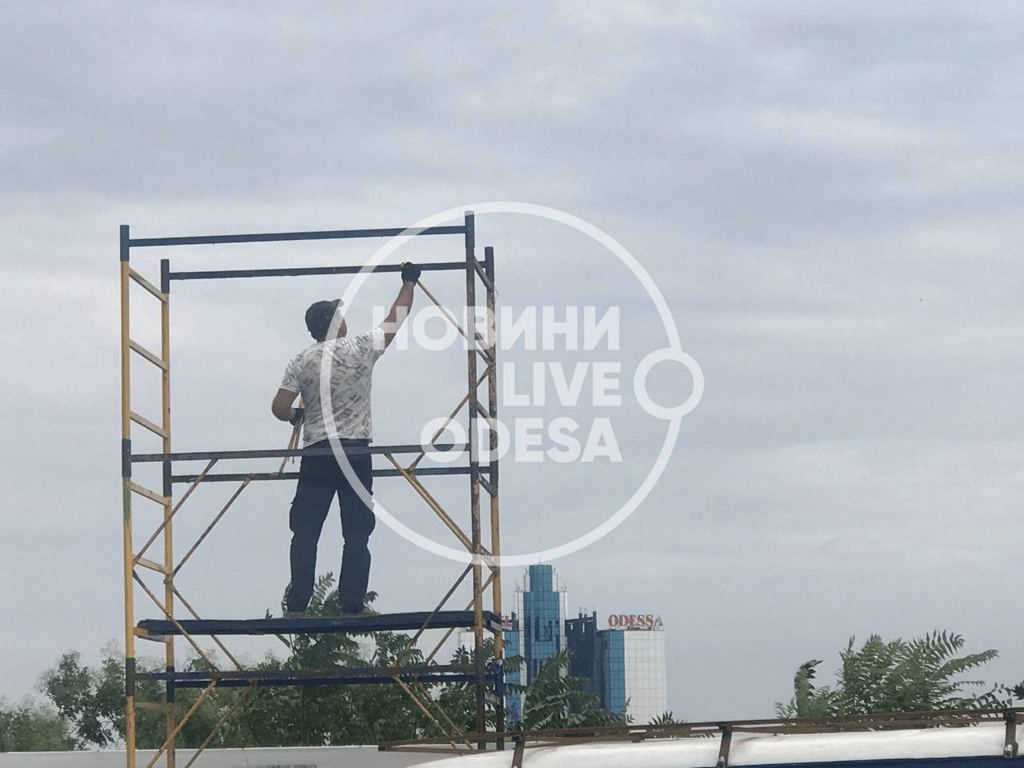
[280, 328, 387, 445]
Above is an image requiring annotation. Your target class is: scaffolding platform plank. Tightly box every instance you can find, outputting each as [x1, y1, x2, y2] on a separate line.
[136, 610, 501, 637]
[138, 664, 501, 689]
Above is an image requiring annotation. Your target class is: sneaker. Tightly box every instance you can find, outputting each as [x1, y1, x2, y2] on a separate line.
[340, 606, 380, 618]
[282, 610, 307, 619]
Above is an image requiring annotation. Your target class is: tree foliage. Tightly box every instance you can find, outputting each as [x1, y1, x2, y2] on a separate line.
[35, 576, 439, 749]
[29, 576, 627, 750]
[201, 574, 436, 747]
[431, 638, 504, 734]
[0, 698, 71, 752]
[41, 648, 125, 748]
[432, 643, 626, 734]
[39, 646, 227, 750]
[515, 649, 627, 731]
[648, 711, 683, 726]
[776, 631, 1010, 718]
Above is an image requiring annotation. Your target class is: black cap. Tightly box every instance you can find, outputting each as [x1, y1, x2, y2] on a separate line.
[305, 299, 342, 340]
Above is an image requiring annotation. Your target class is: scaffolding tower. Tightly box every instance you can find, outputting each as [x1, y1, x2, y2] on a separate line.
[119, 213, 503, 767]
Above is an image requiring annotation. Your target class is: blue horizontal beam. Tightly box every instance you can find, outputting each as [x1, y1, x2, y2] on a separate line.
[139, 664, 500, 689]
[132, 443, 467, 463]
[128, 224, 466, 248]
[168, 260, 468, 281]
[169, 466, 477, 484]
[137, 610, 502, 636]
[170, 673, 489, 688]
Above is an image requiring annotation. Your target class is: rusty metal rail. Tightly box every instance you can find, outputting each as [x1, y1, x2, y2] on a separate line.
[380, 706, 1024, 757]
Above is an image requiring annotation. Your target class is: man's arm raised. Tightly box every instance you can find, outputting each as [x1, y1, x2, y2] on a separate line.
[380, 262, 420, 347]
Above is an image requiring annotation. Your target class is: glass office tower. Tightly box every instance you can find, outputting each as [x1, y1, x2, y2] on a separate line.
[504, 567, 667, 726]
[518, 564, 568, 680]
[566, 612, 667, 724]
[503, 564, 569, 724]
[564, 611, 599, 697]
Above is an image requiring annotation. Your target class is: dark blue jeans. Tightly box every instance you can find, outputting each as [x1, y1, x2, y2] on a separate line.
[286, 439, 375, 613]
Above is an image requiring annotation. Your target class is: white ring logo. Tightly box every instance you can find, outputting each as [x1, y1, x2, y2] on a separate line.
[319, 202, 703, 567]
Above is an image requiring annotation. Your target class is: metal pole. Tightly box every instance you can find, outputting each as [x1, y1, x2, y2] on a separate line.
[485, 245, 504, 747]
[464, 212, 486, 744]
[120, 225, 137, 768]
[160, 259, 176, 768]
[128, 224, 466, 248]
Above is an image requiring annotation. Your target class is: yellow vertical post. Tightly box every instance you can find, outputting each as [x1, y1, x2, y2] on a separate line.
[484, 247, 502, 652]
[120, 225, 137, 768]
[485, 245, 503, 746]
[464, 212, 486, 743]
[160, 259, 175, 768]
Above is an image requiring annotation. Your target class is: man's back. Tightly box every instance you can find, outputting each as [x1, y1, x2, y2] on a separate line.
[281, 327, 386, 444]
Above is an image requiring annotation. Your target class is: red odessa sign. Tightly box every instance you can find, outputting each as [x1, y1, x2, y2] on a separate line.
[607, 613, 663, 630]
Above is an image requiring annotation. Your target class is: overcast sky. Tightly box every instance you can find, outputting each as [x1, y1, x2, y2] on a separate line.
[3, 0, 1024, 726]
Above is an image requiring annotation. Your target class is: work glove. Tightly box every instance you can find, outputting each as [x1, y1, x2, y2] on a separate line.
[401, 262, 421, 283]
[290, 407, 305, 425]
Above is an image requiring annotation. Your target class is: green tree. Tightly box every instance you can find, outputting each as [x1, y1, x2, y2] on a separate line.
[437, 646, 625, 733]
[648, 711, 683, 726]
[39, 644, 222, 750]
[516, 649, 627, 731]
[224, 574, 436, 747]
[0, 698, 72, 752]
[36, 577, 496, 749]
[776, 631, 1010, 717]
[41, 649, 124, 748]
[326, 630, 435, 744]
[431, 637, 507, 734]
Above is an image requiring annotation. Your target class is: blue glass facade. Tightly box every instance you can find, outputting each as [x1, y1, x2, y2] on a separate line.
[506, 570, 667, 724]
[503, 565, 568, 726]
[503, 621, 522, 723]
[597, 630, 626, 714]
[521, 565, 564, 681]
[564, 612, 599, 696]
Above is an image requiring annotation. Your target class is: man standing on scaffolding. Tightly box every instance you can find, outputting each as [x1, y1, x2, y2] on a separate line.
[271, 262, 421, 618]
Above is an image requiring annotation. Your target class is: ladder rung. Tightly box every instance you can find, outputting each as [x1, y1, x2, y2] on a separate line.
[128, 339, 168, 371]
[136, 556, 169, 574]
[128, 268, 168, 303]
[128, 481, 168, 504]
[130, 410, 168, 438]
